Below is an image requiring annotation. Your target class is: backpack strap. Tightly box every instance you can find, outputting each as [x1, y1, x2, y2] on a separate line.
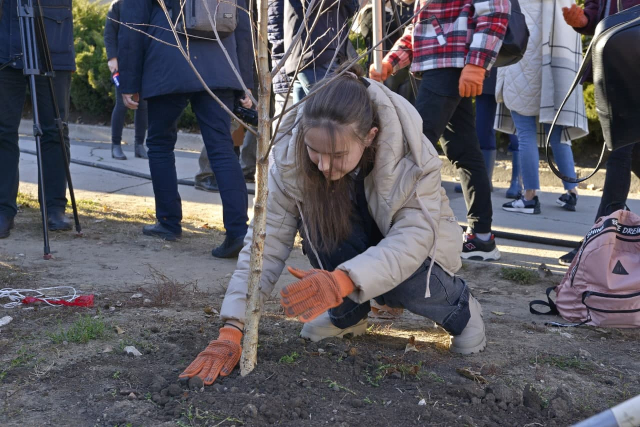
[529, 286, 559, 315]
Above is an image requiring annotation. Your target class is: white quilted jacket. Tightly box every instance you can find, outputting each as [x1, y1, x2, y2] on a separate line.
[496, 0, 543, 116]
[220, 80, 463, 324]
[495, 0, 589, 144]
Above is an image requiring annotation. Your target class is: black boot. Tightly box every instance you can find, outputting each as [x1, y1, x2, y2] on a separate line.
[112, 144, 127, 160]
[134, 143, 148, 159]
[142, 222, 181, 241]
[48, 211, 72, 231]
[211, 235, 245, 258]
[0, 215, 15, 239]
[194, 176, 219, 192]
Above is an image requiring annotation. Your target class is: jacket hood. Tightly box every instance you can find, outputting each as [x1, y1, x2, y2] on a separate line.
[271, 78, 441, 229]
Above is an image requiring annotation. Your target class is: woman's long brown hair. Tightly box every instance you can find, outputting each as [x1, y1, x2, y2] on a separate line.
[295, 65, 380, 253]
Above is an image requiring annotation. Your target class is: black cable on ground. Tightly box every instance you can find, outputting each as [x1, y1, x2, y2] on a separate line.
[460, 225, 581, 249]
[19, 148, 256, 195]
[20, 148, 582, 248]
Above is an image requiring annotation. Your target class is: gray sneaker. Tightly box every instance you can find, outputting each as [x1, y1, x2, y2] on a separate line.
[450, 296, 486, 354]
[300, 311, 368, 342]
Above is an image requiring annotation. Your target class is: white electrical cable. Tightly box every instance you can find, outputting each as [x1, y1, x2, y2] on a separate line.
[0, 286, 80, 308]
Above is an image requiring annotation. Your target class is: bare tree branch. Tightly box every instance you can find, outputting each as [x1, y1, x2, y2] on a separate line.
[270, 0, 319, 78]
[153, 0, 258, 136]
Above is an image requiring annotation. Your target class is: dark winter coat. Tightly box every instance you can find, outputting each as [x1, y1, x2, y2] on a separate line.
[117, 0, 254, 99]
[268, 0, 291, 94]
[103, 0, 121, 61]
[575, 0, 639, 35]
[283, 0, 359, 76]
[0, 0, 75, 71]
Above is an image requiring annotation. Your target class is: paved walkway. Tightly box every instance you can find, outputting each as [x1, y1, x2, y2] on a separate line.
[16, 123, 640, 276]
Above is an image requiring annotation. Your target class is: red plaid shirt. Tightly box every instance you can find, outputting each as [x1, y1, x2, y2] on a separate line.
[386, 0, 510, 73]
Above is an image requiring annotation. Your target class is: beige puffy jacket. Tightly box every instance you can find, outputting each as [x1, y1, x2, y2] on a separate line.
[220, 80, 462, 324]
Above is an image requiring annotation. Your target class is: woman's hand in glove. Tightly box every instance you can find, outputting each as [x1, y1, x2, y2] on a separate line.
[178, 326, 242, 385]
[280, 266, 355, 322]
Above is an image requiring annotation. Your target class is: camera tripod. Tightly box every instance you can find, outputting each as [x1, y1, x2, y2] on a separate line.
[17, 0, 82, 258]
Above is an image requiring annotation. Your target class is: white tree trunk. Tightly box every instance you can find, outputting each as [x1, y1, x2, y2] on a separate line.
[240, 0, 272, 376]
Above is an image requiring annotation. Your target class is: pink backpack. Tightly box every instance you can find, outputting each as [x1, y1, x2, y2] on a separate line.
[531, 210, 640, 328]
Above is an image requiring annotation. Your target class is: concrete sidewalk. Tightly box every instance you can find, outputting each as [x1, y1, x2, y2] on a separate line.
[15, 123, 640, 275]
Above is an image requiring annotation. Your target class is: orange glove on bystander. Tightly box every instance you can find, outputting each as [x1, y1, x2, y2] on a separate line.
[369, 61, 393, 82]
[458, 64, 486, 97]
[179, 326, 242, 385]
[562, 4, 588, 28]
[281, 266, 356, 322]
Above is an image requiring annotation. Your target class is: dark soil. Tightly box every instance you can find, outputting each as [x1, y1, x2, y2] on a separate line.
[1, 195, 639, 427]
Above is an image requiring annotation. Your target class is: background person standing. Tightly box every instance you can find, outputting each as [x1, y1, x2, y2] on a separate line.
[104, 0, 148, 161]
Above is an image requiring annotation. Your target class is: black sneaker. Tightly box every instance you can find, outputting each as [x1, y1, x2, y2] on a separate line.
[502, 196, 541, 214]
[559, 242, 582, 266]
[194, 176, 219, 192]
[142, 222, 181, 241]
[211, 235, 245, 259]
[461, 232, 501, 261]
[556, 192, 578, 211]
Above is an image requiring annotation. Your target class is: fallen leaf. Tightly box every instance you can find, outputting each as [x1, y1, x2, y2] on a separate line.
[456, 367, 488, 384]
[203, 306, 219, 315]
[404, 343, 419, 354]
[114, 326, 125, 335]
[491, 311, 506, 316]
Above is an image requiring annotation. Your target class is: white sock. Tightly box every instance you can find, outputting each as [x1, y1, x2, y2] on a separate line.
[476, 232, 492, 241]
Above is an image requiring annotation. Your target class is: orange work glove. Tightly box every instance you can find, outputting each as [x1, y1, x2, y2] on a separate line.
[369, 60, 393, 82]
[280, 266, 356, 322]
[458, 64, 486, 97]
[562, 4, 588, 28]
[178, 326, 242, 385]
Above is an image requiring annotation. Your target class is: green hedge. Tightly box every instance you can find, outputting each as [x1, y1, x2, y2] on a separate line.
[71, 0, 113, 116]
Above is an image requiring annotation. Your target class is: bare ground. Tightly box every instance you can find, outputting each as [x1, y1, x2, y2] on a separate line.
[1, 194, 639, 427]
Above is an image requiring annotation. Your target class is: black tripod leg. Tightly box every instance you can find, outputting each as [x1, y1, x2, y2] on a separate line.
[28, 75, 52, 259]
[47, 78, 82, 234]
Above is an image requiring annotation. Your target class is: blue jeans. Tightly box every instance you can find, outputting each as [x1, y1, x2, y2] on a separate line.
[292, 64, 333, 103]
[476, 94, 519, 152]
[146, 90, 248, 237]
[329, 261, 472, 336]
[510, 112, 577, 191]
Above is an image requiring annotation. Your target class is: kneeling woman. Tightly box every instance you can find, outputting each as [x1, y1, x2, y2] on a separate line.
[180, 67, 486, 385]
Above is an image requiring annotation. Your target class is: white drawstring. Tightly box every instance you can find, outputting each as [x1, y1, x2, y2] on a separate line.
[415, 190, 438, 298]
[295, 200, 325, 271]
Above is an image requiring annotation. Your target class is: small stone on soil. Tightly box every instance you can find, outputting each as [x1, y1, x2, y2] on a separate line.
[188, 376, 204, 390]
[123, 346, 142, 357]
[242, 403, 258, 418]
[127, 392, 137, 400]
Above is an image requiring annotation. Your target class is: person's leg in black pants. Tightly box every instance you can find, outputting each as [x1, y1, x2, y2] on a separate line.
[145, 93, 191, 237]
[414, 68, 497, 260]
[559, 143, 637, 266]
[595, 144, 635, 220]
[0, 68, 27, 234]
[191, 90, 249, 257]
[37, 71, 72, 222]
